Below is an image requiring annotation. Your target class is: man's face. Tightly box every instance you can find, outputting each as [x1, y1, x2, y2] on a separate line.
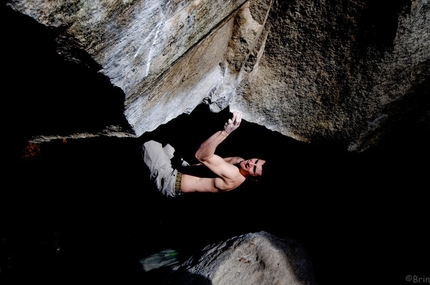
[240, 158, 266, 177]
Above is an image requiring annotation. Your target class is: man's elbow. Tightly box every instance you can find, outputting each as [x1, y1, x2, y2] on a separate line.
[195, 152, 204, 162]
[195, 151, 209, 162]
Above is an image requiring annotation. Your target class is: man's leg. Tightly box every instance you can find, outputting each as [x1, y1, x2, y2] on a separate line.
[163, 143, 175, 160]
[142, 140, 178, 197]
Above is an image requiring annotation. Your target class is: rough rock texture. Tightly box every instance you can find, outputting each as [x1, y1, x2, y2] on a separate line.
[5, 0, 430, 150]
[165, 231, 317, 285]
[235, 0, 430, 151]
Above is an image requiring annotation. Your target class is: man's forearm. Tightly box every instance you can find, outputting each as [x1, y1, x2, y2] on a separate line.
[195, 130, 229, 162]
[195, 111, 242, 162]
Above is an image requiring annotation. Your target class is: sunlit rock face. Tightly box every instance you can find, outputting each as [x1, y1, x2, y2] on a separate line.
[6, 0, 429, 150]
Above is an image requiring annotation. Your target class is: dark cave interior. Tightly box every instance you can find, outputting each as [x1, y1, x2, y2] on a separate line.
[1, 2, 429, 284]
[3, 104, 429, 284]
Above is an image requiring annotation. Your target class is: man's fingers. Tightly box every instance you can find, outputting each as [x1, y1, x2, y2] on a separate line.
[233, 111, 242, 125]
[226, 110, 242, 129]
[231, 110, 241, 119]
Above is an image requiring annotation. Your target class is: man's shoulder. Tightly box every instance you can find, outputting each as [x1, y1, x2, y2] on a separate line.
[223, 156, 243, 164]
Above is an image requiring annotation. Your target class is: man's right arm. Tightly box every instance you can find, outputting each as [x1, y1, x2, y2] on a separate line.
[194, 130, 230, 163]
[223, 157, 243, 164]
[195, 111, 242, 163]
[194, 111, 242, 182]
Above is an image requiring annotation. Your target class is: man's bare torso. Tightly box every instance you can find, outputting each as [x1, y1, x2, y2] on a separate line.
[180, 170, 246, 193]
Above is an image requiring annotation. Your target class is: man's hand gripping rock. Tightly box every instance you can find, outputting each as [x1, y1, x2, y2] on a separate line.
[224, 111, 242, 135]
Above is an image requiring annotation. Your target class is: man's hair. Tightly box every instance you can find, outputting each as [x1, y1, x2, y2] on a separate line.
[261, 160, 270, 176]
[259, 160, 270, 181]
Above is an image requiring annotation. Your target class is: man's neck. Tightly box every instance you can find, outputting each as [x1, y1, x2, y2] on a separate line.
[233, 163, 248, 178]
[239, 168, 248, 178]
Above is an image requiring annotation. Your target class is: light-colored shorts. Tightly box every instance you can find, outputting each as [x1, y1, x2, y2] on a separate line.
[142, 140, 181, 197]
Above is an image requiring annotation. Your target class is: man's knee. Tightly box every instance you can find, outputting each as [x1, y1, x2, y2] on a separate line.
[142, 140, 162, 153]
[163, 144, 175, 160]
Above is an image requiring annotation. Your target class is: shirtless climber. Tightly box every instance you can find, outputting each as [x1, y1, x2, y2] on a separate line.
[141, 110, 268, 197]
